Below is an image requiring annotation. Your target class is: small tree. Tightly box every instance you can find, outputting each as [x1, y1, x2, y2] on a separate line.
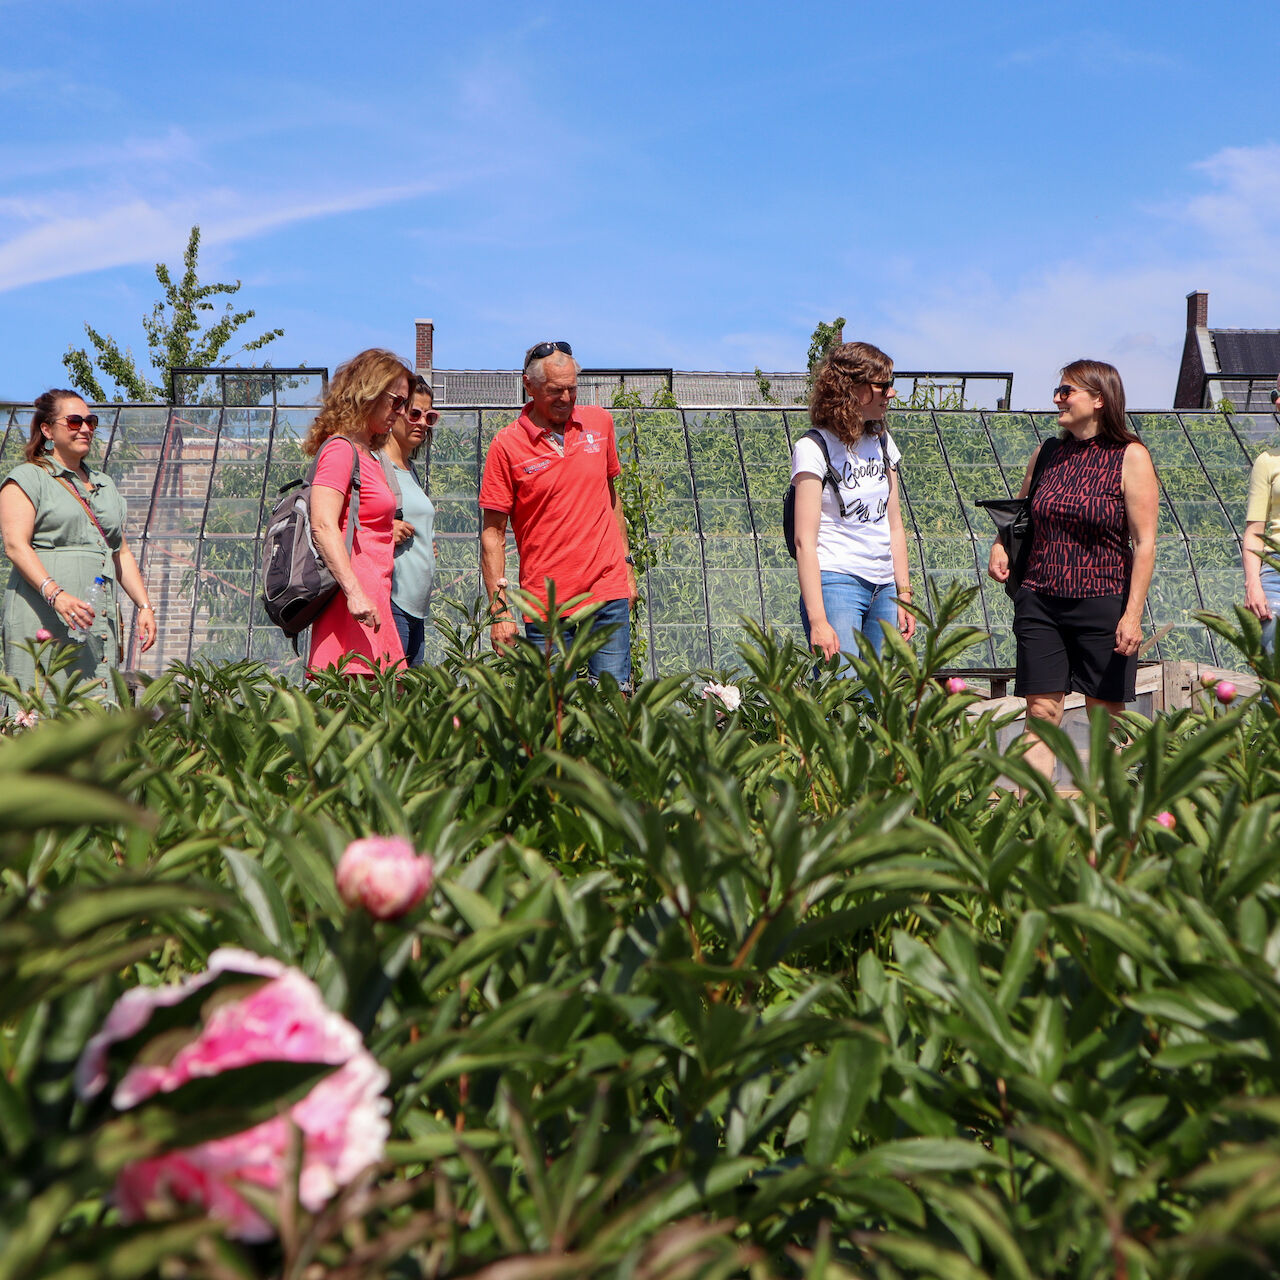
[806, 315, 846, 374]
[63, 226, 285, 403]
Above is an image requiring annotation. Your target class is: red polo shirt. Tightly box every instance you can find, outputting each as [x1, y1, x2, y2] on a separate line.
[479, 403, 630, 615]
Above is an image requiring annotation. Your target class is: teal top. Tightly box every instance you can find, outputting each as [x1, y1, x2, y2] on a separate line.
[2, 459, 126, 704]
[390, 464, 436, 619]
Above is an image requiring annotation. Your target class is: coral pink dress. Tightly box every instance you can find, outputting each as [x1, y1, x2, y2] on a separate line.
[307, 437, 405, 676]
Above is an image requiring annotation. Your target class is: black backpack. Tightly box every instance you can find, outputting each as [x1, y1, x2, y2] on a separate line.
[783, 428, 887, 558]
[260, 437, 362, 650]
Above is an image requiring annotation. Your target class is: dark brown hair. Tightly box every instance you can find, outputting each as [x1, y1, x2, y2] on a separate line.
[303, 349, 414, 457]
[808, 341, 894, 446]
[25, 389, 83, 465]
[1059, 359, 1139, 445]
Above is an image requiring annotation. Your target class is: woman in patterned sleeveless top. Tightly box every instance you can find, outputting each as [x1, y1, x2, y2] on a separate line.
[987, 360, 1158, 780]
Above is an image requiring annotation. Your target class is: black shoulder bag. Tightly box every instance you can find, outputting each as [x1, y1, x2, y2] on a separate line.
[976, 438, 1059, 600]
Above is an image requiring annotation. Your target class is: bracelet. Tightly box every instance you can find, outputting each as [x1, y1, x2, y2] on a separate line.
[37, 576, 53, 596]
[47, 588, 64, 607]
[138, 603, 154, 611]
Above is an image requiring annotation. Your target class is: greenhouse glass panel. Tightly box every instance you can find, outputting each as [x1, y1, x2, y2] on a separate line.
[652, 624, 710, 673]
[1228, 414, 1280, 459]
[1185, 535, 1240, 574]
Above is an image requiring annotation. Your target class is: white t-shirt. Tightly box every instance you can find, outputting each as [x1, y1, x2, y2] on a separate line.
[790, 426, 901, 582]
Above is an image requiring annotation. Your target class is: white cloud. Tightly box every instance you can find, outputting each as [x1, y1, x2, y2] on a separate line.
[874, 143, 1280, 410]
[0, 180, 440, 293]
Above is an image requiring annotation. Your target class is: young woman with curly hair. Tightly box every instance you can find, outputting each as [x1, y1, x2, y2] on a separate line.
[790, 341, 915, 674]
[302, 348, 412, 675]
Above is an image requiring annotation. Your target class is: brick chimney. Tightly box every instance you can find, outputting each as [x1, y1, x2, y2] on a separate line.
[414, 319, 434, 375]
[1174, 291, 1215, 408]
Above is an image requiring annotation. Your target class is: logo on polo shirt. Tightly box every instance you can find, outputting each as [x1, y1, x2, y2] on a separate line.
[522, 458, 554, 475]
[583, 431, 601, 454]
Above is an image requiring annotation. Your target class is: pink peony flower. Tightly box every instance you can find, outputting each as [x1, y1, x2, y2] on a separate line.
[1216, 681, 1237, 705]
[701, 681, 742, 712]
[76, 948, 389, 1242]
[35, 628, 52, 642]
[12, 708, 39, 729]
[945, 677, 968, 694]
[335, 836, 433, 920]
[1155, 811, 1176, 830]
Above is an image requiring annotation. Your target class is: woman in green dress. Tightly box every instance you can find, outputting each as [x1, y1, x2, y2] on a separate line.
[0, 389, 156, 703]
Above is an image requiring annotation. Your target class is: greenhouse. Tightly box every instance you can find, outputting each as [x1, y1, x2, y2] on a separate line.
[1, 368, 1276, 677]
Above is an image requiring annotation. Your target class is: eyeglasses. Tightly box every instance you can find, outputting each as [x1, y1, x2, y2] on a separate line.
[1052, 384, 1083, 400]
[864, 380, 895, 393]
[524, 340, 573, 368]
[56, 414, 99, 430]
[381, 391, 408, 413]
[406, 407, 439, 426]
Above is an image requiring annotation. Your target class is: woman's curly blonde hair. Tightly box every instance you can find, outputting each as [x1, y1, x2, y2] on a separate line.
[808, 341, 894, 447]
[303, 349, 414, 457]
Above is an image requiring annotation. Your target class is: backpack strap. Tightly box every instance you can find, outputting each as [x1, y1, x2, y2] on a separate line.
[310, 436, 362, 558]
[377, 451, 404, 516]
[801, 428, 853, 518]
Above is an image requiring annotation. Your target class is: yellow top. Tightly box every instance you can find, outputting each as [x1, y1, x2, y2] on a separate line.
[1247, 450, 1280, 539]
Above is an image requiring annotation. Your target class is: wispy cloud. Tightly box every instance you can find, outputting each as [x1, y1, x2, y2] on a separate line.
[0, 181, 440, 293]
[1001, 33, 1178, 70]
[855, 142, 1280, 409]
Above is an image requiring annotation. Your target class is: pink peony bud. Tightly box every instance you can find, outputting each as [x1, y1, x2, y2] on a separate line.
[452, 715, 461, 729]
[1155, 811, 1176, 830]
[335, 836, 433, 920]
[75, 948, 389, 1242]
[1200, 672, 1218, 689]
[1216, 681, 1237, 704]
[35, 628, 52, 641]
[945, 677, 968, 694]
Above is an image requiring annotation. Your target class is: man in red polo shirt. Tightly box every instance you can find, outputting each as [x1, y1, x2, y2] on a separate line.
[479, 341, 637, 687]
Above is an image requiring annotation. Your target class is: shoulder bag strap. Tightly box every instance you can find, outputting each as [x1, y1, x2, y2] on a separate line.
[377, 451, 403, 514]
[54, 474, 111, 547]
[1027, 437, 1059, 499]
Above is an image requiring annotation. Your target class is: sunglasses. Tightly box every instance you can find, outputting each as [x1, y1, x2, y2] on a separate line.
[1271, 389, 1279, 406]
[524, 340, 573, 368]
[1052, 384, 1084, 400]
[864, 380, 895, 393]
[406, 407, 439, 426]
[382, 391, 408, 413]
[56, 414, 99, 430]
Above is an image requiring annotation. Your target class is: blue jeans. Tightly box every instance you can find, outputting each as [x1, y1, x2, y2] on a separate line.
[1262, 566, 1280, 655]
[800, 571, 897, 677]
[392, 601, 426, 668]
[524, 598, 632, 690]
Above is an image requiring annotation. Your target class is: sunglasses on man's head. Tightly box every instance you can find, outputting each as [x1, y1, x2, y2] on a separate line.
[57, 414, 99, 430]
[524, 340, 573, 368]
[406, 407, 439, 426]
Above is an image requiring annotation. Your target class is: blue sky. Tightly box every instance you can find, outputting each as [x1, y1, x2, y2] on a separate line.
[2, 0, 1278, 409]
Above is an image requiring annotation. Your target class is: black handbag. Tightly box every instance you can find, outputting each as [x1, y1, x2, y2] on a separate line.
[977, 439, 1059, 600]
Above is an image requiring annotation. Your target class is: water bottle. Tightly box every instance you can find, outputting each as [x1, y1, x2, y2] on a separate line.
[68, 576, 108, 645]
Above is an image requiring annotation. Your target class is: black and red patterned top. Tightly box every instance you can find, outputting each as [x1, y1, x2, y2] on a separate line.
[1021, 435, 1133, 598]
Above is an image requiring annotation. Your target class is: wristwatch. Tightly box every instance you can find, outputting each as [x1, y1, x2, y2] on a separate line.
[624, 554, 636, 566]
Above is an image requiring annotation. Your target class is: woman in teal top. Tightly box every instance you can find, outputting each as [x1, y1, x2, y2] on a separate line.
[0, 390, 156, 704]
[385, 376, 437, 667]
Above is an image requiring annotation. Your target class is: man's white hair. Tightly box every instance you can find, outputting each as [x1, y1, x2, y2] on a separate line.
[524, 350, 581, 387]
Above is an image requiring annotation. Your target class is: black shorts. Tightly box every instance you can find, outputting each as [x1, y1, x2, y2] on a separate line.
[1013, 588, 1136, 703]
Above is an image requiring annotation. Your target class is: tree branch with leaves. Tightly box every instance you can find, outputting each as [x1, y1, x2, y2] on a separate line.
[62, 226, 285, 403]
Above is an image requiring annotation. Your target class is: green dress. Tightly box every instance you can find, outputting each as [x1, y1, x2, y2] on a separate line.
[2, 460, 127, 704]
